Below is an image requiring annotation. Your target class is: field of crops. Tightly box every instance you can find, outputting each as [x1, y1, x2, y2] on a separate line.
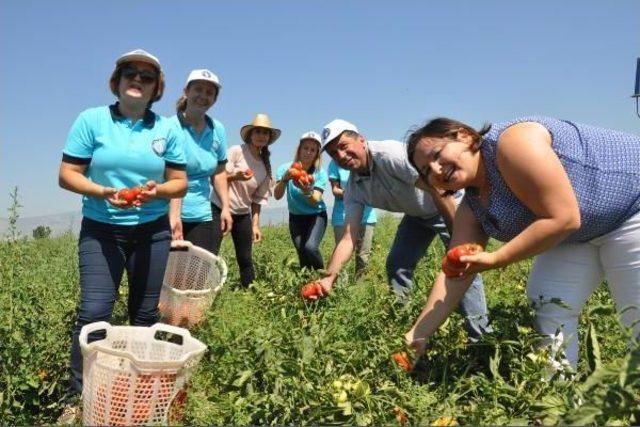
[1, 214, 639, 425]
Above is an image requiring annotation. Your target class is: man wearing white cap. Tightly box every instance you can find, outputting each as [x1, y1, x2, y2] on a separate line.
[309, 119, 491, 342]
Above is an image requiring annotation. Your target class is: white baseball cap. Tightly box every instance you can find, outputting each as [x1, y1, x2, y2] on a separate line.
[186, 69, 222, 89]
[300, 131, 321, 144]
[116, 49, 161, 71]
[321, 119, 359, 151]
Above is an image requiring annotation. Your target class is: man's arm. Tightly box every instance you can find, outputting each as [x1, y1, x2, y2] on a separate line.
[316, 201, 364, 292]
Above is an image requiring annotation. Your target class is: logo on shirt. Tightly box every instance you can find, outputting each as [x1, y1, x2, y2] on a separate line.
[151, 138, 167, 157]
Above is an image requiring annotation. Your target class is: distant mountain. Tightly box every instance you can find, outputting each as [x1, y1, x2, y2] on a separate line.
[0, 206, 294, 238]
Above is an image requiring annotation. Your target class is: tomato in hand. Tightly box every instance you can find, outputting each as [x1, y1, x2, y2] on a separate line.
[446, 243, 482, 268]
[300, 282, 325, 301]
[392, 351, 412, 372]
[292, 162, 303, 170]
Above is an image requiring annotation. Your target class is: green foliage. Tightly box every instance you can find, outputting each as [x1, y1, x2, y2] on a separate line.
[1, 213, 639, 425]
[32, 225, 52, 240]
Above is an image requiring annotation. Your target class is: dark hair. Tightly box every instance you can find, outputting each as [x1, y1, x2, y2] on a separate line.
[176, 81, 219, 113]
[109, 63, 165, 108]
[405, 117, 490, 171]
[246, 128, 273, 178]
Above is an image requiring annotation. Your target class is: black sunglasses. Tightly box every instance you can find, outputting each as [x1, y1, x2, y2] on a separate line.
[121, 67, 158, 84]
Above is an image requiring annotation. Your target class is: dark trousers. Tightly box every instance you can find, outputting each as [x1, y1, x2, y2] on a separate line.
[67, 215, 171, 397]
[212, 204, 255, 286]
[183, 220, 218, 254]
[289, 211, 327, 270]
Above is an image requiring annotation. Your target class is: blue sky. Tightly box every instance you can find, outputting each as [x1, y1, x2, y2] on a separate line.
[1, 0, 639, 218]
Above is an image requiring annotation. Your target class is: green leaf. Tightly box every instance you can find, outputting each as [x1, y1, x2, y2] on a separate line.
[585, 323, 601, 374]
[232, 370, 253, 388]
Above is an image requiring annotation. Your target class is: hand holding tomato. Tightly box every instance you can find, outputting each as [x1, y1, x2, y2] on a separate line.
[300, 281, 327, 301]
[137, 181, 157, 203]
[441, 243, 500, 277]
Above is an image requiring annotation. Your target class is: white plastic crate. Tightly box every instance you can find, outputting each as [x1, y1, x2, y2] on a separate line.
[158, 240, 227, 328]
[80, 321, 207, 426]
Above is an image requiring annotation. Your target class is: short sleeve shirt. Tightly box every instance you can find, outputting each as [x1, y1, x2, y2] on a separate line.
[328, 159, 377, 226]
[276, 162, 328, 215]
[211, 144, 271, 215]
[343, 140, 439, 221]
[170, 114, 227, 222]
[62, 104, 186, 225]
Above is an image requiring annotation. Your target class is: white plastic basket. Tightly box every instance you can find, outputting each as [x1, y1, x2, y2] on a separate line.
[80, 321, 207, 426]
[158, 240, 228, 328]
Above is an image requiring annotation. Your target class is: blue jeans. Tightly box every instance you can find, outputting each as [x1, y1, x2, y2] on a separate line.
[67, 215, 171, 397]
[289, 212, 327, 270]
[386, 214, 491, 341]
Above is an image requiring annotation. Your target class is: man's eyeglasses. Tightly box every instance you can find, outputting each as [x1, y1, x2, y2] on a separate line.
[121, 67, 158, 84]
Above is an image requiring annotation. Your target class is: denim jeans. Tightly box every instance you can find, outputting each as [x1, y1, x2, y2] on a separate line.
[386, 214, 491, 341]
[289, 212, 327, 270]
[67, 215, 171, 397]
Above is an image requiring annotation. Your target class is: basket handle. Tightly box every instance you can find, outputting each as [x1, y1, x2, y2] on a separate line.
[149, 322, 193, 344]
[79, 321, 112, 350]
[170, 240, 194, 251]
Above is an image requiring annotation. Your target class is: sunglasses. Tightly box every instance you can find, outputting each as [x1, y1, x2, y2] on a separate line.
[121, 67, 158, 84]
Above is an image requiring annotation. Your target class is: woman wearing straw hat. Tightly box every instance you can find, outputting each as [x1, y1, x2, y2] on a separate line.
[211, 113, 278, 286]
[169, 68, 232, 254]
[57, 49, 187, 423]
[274, 132, 329, 270]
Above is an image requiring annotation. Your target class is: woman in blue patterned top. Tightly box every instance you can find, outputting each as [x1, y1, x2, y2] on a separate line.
[274, 132, 329, 270]
[169, 69, 231, 254]
[404, 116, 640, 368]
[57, 49, 187, 422]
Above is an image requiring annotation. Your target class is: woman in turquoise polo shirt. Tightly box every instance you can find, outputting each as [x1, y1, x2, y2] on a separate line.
[274, 132, 329, 270]
[169, 68, 231, 254]
[57, 49, 187, 423]
[328, 159, 377, 277]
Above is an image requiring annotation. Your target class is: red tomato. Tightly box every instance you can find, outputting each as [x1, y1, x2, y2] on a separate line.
[245, 168, 254, 178]
[289, 169, 302, 179]
[441, 256, 460, 278]
[446, 243, 482, 268]
[392, 352, 412, 372]
[300, 282, 325, 301]
[292, 162, 303, 170]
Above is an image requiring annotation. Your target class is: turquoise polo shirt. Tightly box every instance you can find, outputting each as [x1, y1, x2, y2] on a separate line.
[62, 104, 186, 225]
[275, 162, 328, 215]
[170, 114, 227, 222]
[328, 160, 377, 227]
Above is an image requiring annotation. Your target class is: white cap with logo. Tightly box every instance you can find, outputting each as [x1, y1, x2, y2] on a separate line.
[321, 119, 359, 151]
[299, 131, 321, 144]
[186, 69, 222, 89]
[116, 49, 161, 71]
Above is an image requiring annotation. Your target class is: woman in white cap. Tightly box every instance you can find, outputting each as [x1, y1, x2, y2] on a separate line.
[274, 132, 329, 270]
[211, 113, 278, 286]
[169, 69, 231, 254]
[57, 49, 187, 423]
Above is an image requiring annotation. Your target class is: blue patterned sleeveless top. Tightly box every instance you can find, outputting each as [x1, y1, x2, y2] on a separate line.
[464, 116, 640, 243]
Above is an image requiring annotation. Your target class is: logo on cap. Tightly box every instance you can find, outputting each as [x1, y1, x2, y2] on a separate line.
[322, 127, 331, 142]
[202, 70, 212, 78]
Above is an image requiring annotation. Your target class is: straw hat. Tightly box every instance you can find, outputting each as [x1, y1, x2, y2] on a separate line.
[240, 113, 281, 144]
